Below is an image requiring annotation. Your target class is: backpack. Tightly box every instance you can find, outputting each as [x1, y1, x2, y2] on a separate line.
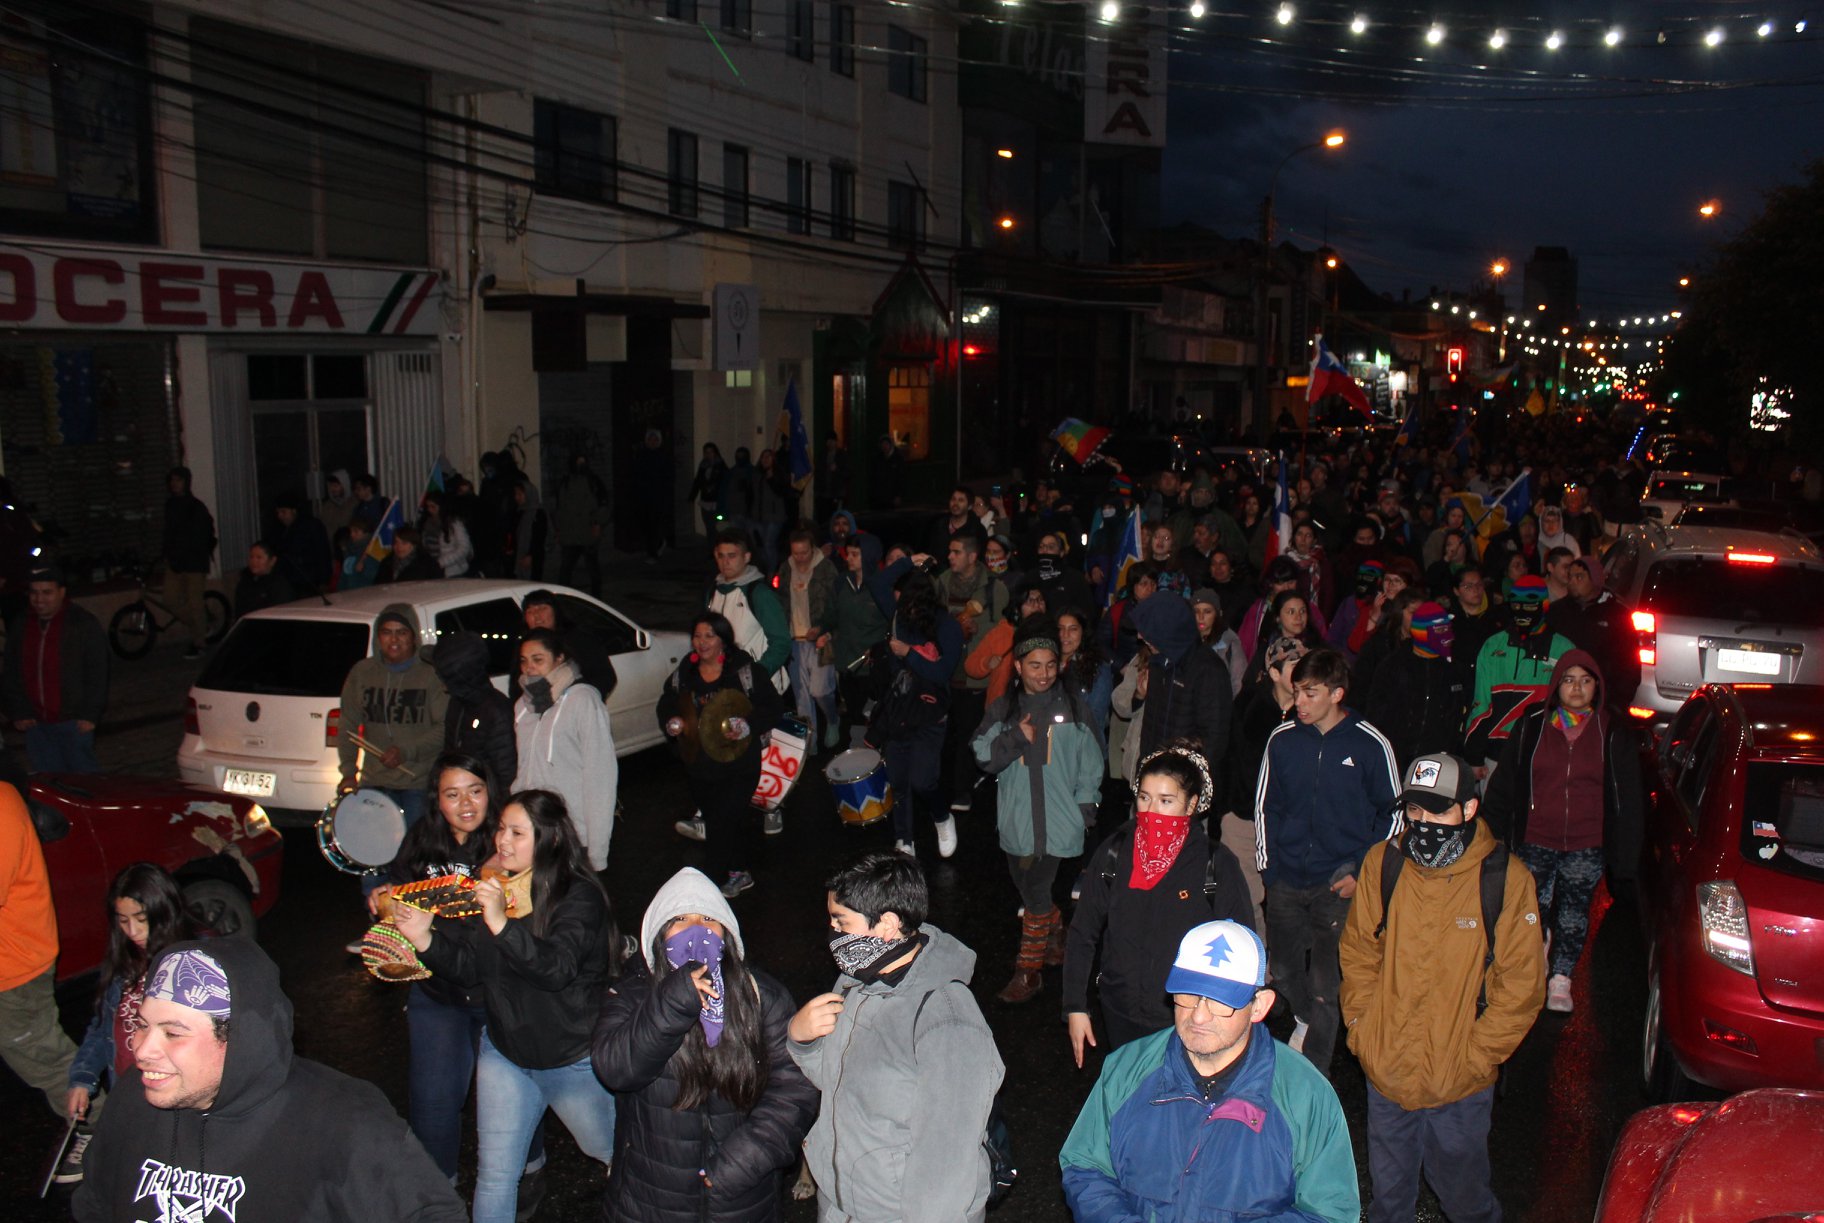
[1374, 841, 1508, 1018]
[1096, 819, 1228, 907]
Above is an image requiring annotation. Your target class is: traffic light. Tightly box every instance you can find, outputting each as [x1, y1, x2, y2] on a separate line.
[1446, 346, 1464, 383]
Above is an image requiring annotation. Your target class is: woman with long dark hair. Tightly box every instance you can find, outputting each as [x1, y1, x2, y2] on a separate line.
[514, 628, 618, 871]
[592, 867, 818, 1221]
[419, 489, 473, 578]
[366, 752, 545, 1190]
[1056, 605, 1113, 742]
[396, 789, 620, 1223]
[65, 864, 193, 1128]
[661, 611, 784, 899]
[1240, 589, 1325, 689]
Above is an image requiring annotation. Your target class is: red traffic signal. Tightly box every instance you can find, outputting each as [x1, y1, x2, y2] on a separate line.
[1446, 346, 1464, 383]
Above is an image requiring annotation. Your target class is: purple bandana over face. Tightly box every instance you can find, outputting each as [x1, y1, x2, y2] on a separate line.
[663, 925, 726, 1047]
[146, 950, 232, 1020]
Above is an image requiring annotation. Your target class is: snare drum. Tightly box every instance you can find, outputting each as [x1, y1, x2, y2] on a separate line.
[749, 716, 810, 811]
[825, 747, 893, 827]
[316, 788, 407, 875]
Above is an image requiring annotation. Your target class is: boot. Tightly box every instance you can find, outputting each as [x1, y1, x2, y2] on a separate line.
[997, 912, 1050, 1004]
[1043, 907, 1068, 967]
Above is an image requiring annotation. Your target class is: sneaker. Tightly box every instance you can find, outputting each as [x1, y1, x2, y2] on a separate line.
[948, 797, 973, 813]
[674, 815, 707, 842]
[822, 722, 841, 750]
[763, 809, 784, 836]
[720, 871, 756, 898]
[51, 1126, 92, 1184]
[515, 1166, 546, 1222]
[1545, 973, 1574, 1013]
[893, 839, 915, 856]
[935, 817, 958, 859]
[1289, 1017, 1309, 1054]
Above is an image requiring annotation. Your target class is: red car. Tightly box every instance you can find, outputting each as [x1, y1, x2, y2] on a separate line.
[1594, 1089, 1824, 1222]
[28, 774, 285, 982]
[1639, 683, 1824, 1099]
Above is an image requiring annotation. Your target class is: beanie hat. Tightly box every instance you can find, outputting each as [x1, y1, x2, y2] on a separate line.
[1506, 574, 1550, 605]
[1410, 602, 1454, 661]
[1189, 587, 1221, 610]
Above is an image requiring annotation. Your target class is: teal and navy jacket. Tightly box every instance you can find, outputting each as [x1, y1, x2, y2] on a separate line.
[973, 684, 1104, 860]
[1059, 1026, 1359, 1223]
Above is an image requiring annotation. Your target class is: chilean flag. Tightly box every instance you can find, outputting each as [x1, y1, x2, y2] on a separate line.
[1263, 453, 1294, 562]
[1308, 333, 1373, 422]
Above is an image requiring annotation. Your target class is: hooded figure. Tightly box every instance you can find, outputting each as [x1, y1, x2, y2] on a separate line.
[1462, 575, 1573, 765]
[1130, 593, 1234, 768]
[592, 868, 819, 1222]
[1481, 649, 1646, 1005]
[432, 630, 516, 787]
[1367, 601, 1468, 767]
[335, 604, 449, 805]
[317, 467, 356, 539]
[71, 939, 466, 1222]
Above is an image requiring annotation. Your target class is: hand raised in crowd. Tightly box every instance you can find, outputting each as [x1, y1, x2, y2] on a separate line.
[788, 992, 845, 1043]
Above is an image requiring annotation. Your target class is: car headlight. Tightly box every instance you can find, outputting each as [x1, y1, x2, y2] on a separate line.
[1697, 880, 1754, 976]
[245, 804, 274, 837]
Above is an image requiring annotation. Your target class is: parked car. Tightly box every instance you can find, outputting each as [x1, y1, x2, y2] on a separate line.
[1640, 470, 1727, 521]
[1602, 522, 1824, 723]
[1638, 684, 1824, 1100]
[176, 580, 690, 815]
[1594, 1088, 1824, 1222]
[29, 774, 284, 982]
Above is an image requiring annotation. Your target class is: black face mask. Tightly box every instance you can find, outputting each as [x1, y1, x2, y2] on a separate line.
[1403, 818, 1473, 869]
[1510, 606, 1543, 636]
[1354, 573, 1380, 600]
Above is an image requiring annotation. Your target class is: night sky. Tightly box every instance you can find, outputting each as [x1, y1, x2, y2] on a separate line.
[1158, 2, 1824, 319]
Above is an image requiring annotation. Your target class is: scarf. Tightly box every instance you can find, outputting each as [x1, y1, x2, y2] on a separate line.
[829, 930, 919, 982]
[1552, 704, 1595, 736]
[662, 924, 727, 1047]
[1129, 812, 1192, 890]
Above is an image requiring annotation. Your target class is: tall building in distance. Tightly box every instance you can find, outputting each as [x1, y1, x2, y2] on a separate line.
[1524, 246, 1579, 330]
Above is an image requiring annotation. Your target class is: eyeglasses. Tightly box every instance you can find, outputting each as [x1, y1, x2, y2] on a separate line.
[1171, 992, 1255, 1019]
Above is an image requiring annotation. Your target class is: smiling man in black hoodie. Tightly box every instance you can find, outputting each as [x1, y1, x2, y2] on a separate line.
[73, 938, 464, 1222]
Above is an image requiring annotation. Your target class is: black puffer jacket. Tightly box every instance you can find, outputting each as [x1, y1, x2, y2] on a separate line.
[1366, 647, 1467, 770]
[1131, 595, 1234, 768]
[594, 963, 817, 1222]
[433, 630, 517, 788]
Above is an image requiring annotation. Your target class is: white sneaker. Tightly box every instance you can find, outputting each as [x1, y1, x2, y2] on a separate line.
[893, 839, 915, 856]
[1289, 1017, 1309, 1054]
[935, 817, 958, 859]
[673, 815, 706, 842]
[1545, 973, 1574, 1013]
[763, 809, 784, 836]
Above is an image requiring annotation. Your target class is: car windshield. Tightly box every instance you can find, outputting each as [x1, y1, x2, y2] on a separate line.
[1640, 559, 1824, 627]
[198, 620, 371, 696]
[1648, 477, 1725, 503]
[1672, 505, 1790, 532]
[1741, 762, 1824, 885]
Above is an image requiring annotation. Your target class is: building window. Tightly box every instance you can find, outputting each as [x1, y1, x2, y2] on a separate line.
[888, 181, 925, 252]
[668, 129, 699, 218]
[887, 26, 927, 102]
[831, 5, 855, 75]
[789, 0, 815, 61]
[533, 100, 615, 203]
[829, 163, 855, 241]
[786, 157, 813, 235]
[722, 144, 750, 229]
[888, 365, 931, 460]
[665, 0, 695, 17]
[720, 0, 751, 35]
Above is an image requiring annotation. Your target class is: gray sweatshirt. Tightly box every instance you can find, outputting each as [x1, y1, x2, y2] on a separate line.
[789, 925, 1004, 1223]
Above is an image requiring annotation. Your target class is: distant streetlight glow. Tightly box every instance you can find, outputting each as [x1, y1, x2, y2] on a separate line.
[1350, 14, 1367, 34]
[1425, 23, 1445, 45]
[1545, 30, 1564, 49]
[1488, 29, 1506, 49]
[996, 148, 1014, 159]
[997, 215, 1016, 230]
[1189, 0, 1204, 15]
[1699, 199, 1720, 218]
[1604, 27, 1623, 46]
[1323, 131, 1346, 148]
[1704, 27, 1724, 47]
[1757, 21, 1774, 36]
[1275, 4, 1293, 26]
[1490, 259, 1508, 278]
[1098, 0, 1118, 21]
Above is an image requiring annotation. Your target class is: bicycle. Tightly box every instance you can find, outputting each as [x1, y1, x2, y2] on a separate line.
[108, 566, 233, 660]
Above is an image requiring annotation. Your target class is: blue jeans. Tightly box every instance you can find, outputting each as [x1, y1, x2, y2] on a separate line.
[406, 987, 546, 1181]
[473, 1029, 615, 1223]
[25, 722, 99, 773]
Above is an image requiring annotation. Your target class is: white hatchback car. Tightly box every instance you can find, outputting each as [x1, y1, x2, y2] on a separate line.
[176, 580, 688, 815]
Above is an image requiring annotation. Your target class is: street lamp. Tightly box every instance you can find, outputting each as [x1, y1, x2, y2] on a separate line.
[1255, 131, 1346, 434]
[1699, 199, 1720, 218]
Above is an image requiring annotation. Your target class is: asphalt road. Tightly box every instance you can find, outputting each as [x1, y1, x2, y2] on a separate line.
[4, 547, 1675, 1220]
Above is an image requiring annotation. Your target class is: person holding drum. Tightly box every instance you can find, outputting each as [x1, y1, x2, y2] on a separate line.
[364, 751, 545, 1201]
[972, 618, 1105, 1005]
[661, 612, 784, 899]
[513, 629, 618, 872]
[394, 789, 620, 1223]
[592, 866, 818, 1221]
[335, 604, 449, 830]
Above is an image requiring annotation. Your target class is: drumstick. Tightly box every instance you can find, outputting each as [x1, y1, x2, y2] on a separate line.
[347, 730, 386, 755]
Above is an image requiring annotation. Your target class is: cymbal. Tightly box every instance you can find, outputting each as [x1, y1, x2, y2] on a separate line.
[700, 688, 754, 764]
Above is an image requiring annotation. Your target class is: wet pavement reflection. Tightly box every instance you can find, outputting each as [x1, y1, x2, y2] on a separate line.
[7, 744, 1668, 1220]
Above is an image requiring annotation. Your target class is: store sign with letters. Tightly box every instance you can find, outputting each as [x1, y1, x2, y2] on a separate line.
[0, 243, 442, 335]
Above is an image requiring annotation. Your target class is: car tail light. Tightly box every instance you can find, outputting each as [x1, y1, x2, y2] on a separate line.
[1702, 1020, 1760, 1055]
[326, 707, 341, 747]
[184, 697, 199, 736]
[1631, 610, 1656, 634]
[1727, 551, 1777, 565]
[1628, 706, 1656, 720]
[1697, 881, 1755, 975]
[1633, 608, 1657, 667]
[1638, 647, 1656, 666]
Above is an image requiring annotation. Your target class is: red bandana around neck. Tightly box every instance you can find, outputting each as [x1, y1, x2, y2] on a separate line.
[1130, 812, 1192, 890]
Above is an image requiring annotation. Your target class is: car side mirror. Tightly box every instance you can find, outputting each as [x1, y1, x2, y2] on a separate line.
[29, 800, 69, 844]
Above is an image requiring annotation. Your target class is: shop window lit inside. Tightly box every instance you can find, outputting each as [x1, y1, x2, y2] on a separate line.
[888, 364, 931, 460]
[725, 370, 753, 389]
